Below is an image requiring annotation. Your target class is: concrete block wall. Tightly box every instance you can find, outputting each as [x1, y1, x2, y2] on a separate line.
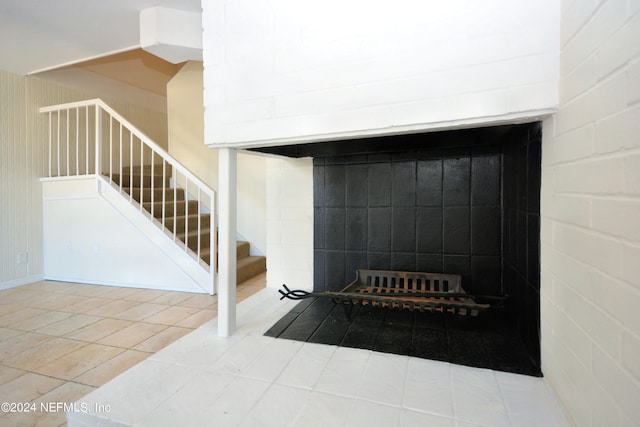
[265, 157, 314, 290]
[202, 0, 559, 147]
[541, 0, 640, 425]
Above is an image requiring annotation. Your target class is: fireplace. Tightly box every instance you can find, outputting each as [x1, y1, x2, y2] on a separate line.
[257, 122, 542, 376]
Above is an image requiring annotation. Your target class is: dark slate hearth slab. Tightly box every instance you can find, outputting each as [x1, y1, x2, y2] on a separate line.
[265, 298, 542, 377]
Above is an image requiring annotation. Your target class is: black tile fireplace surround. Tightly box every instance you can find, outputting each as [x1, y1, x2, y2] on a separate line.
[255, 122, 542, 376]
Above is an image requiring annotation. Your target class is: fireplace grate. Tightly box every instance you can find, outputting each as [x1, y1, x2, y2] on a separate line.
[279, 269, 492, 317]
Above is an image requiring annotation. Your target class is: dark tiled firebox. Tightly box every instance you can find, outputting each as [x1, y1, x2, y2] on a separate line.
[257, 122, 542, 376]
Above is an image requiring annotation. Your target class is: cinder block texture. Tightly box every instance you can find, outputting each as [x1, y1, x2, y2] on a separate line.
[541, 1, 640, 425]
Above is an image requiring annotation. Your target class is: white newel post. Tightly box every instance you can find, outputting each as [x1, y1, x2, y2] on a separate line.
[217, 148, 237, 337]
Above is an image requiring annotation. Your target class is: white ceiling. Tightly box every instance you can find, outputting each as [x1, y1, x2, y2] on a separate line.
[0, 0, 201, 75]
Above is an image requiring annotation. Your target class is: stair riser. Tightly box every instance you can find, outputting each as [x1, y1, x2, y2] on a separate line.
[178, 231, 212, 252]
[237, 257, 267, 284]
[122, 164, 171, 176]
[125, 188, 185, 203]
[144, 200, 200, 219]
[164, 215, 211, 233]
[237, 241, 250, 259]
[111, 174, 169, 188]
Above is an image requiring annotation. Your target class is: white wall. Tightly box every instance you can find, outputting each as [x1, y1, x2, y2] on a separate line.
[0, 69, 168, 290]
[541, 1, 640, 425]
[43, 177, 211, 293]
[202, 0, 559, 147]
[168, 62, 218, 189]
[167, 62, 268, 254]
[266, 157, 313, 289]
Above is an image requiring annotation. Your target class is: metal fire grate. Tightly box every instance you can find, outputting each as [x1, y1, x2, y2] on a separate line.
[279, 269, 492, 317]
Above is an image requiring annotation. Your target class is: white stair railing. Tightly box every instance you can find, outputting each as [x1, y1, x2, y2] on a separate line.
[40, 99, 216, 282]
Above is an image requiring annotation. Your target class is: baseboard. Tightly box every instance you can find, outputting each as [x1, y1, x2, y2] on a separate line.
[43, 275, 210, 294]
[0, 274, 45, 291]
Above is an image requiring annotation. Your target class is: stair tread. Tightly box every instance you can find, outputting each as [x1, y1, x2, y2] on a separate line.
[238, 255, 266, 265]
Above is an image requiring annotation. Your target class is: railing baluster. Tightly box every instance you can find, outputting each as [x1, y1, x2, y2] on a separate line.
[151, 152, 155, 220]
[85, 106, 89, 175]
[48, 112, 52, 177]
[210, 195, 215, 277]
[56, 111, 60, 177]
[119, 123, 123, 193]
[75, 108, 79, 175]
[140, 139, 144, 213]
[185, 179, 189, 251]
[173, 170, 178, 241]
[129, 132, 133, 203]
[162, 160, 166, 230]
[197, 187, 201, 260]
[95, 106, 101, 176]
[109, 115, 113, 183]
[66, 109, 70, 176]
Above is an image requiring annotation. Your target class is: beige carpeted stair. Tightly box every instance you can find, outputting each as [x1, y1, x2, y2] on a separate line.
[110, 165, 266, 284]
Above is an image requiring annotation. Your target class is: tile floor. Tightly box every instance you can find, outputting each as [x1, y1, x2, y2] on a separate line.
[69, 287, 571, 427]
[0, 274, 265, 427]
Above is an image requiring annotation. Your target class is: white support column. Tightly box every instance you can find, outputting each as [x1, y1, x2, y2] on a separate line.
[217, 148, 237, 337]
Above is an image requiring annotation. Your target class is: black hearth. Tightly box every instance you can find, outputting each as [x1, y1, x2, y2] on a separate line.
[257, 122, 542, 376]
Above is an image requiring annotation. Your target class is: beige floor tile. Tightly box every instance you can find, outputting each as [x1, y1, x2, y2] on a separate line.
[21, 381, 97, 427]
[67, 318, 133, 342]
[95, 286, 146, 300]
[122, 288, 170, 303]
[177, 293, 218, 309]
[35, 314, 102, 337]
[149, 291, 194, 306]
[114, 302, 170, 321]
[63, 284, 119, 298]
[239, 272, 267, 287]
[2, 337, 87, 371]
[74, 349, 150, 387]
[35, 343, 124, 381]
[0, 333, 53, 361]
[97, 322, 167, 348]
[133, 326, 192, 353]
[0, 364, 26, 384]
[0, 289, 43, 305]
[83, 298, 140, 317]
[0, 327, 22, 342]
[0, 304, 24, 317]
[16, 280, 55, 292]
[62, 296, 114, 314]
[175, 309, 217, 328]
[30, 294, 88, 312]
[37, 380, 96, 404]
[0, 372, 64, 402]
[29, 280, 78, 293]
[8, 311, 72, 332]
[52, 282, 88, 295]
[0, 307, 47, 327]
[29, 292, 78, 310]
[142, 306, 201, 326]
[0, 410, 49, 427]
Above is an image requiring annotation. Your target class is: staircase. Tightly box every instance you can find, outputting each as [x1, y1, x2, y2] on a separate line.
[112, 165, 266, 284]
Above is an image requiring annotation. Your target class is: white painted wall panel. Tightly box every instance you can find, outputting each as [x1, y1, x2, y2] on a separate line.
[203, 0, 559, 147]
[43, 177, 209, 293]
[265, 157, 313, 290]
